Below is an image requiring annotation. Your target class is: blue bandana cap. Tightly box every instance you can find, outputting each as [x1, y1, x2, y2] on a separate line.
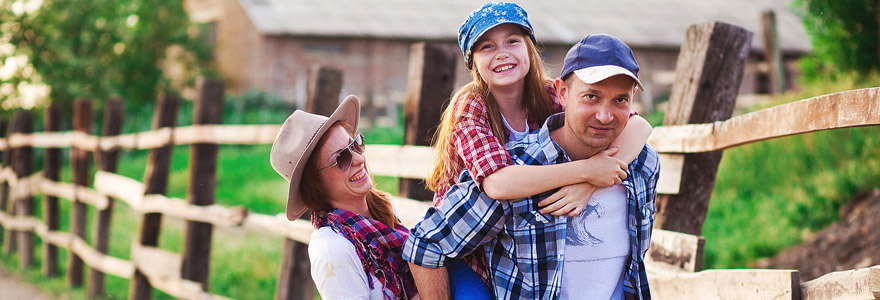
[458, 2, 536, 69]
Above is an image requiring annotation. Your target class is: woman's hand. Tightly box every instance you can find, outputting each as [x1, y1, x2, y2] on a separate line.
[581, 146, 627, 187]
[538, 182, 598, 217]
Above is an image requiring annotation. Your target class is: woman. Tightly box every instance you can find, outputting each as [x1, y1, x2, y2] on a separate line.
[270, 95, 417, 300]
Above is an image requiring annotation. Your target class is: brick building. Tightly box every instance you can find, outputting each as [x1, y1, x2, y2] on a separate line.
[186, 0, 810, 120]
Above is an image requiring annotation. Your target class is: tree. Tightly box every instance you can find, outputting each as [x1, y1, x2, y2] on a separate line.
[793, 0, 880, 80]
[0, 0, 212, 113]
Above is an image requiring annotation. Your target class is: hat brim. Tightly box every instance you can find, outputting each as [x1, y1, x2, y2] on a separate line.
[573, 66, 644, 91]
[285, 95, 360, 220]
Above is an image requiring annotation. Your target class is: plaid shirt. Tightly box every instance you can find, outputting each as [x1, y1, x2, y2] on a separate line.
[432, 82, 562, 206]
[404, 113, 660, 300]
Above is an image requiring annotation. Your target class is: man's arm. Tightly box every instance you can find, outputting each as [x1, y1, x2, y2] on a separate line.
[409, 263, 450, 300]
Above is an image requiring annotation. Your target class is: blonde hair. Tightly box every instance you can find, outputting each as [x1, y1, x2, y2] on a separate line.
[426, 30, 554, 192]
[300, 122, 400, 228]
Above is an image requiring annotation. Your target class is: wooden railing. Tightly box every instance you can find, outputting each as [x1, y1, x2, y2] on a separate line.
[1, 20, 878, 300]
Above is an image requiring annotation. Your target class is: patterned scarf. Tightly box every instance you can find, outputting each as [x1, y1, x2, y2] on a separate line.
[312, 208, 416, 300]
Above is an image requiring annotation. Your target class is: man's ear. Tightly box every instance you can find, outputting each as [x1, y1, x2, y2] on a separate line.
[554, 78, 568, 108]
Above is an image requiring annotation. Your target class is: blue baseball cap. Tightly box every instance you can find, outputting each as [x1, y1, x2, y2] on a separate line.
[458, 2, 536, 69]
[561, 34, 643, 90]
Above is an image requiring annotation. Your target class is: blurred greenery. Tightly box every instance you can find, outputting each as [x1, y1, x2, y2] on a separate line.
[792, 0, 879, 81]
[0, 0, 213, 117]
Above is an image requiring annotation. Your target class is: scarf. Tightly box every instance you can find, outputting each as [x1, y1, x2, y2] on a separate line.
[312, 208, 416, 300]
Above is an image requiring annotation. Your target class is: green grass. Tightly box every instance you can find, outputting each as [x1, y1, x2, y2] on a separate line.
[699, 72, 880, 269]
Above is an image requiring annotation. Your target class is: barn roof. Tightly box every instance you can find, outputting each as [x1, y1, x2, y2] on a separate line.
[239, 0, 810, 53]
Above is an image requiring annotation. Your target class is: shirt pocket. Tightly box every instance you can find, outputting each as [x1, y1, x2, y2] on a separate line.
[509, 200, 553, 229]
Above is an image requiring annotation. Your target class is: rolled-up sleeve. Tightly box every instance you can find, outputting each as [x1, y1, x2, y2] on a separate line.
[403, 173, 506, 268]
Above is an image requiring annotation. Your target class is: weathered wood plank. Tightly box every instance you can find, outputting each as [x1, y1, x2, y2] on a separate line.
[364, 144, 435, 179]
[648, 269, 800, 300]
[400, 42, 457, 201]
[655, 22, 753, 236]
[131, 244, 232, 300]
[801, 266, 880, 300]
[11, 111, 35, 268]
[645, 228, 705, 273]
[648, 87, 880, 153]
[130, 92, 179, 300]
[43, 104, 62, 277]
[69, 99, 92, 286]
[182, 79, 224, 290]
[761, 10, 786, 95]
[88, 98, 124, 298]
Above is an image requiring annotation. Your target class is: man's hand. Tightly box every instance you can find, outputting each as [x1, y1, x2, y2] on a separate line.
[408, 263, 450, 300]
[538, 182, 598, 216]
[581, 146, 627, 187]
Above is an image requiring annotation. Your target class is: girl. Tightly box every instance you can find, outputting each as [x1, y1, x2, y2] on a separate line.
[419, 2, 652, 299]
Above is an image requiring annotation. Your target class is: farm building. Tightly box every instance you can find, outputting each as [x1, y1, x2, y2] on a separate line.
[184, 0, 811, 120]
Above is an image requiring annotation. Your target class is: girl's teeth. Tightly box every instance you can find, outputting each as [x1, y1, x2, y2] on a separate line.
[494, 65, 513, 72]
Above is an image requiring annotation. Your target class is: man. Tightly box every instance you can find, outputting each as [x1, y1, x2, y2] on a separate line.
[403, 34, 660, 300]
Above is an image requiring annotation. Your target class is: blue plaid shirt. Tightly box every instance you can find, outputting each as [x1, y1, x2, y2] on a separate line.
[403, 113, 660, 300]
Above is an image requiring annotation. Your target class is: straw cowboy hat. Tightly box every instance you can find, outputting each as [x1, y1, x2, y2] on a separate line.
[270, 95, 360, 220]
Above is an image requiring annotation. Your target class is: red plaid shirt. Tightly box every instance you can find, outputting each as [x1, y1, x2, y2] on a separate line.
[432, 82, 562, 206]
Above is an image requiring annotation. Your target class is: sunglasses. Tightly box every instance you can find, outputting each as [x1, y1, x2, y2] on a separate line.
[318, 133, 365, 171]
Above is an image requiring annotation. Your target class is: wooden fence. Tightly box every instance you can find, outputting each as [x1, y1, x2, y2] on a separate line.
[0, 21, 879, 300]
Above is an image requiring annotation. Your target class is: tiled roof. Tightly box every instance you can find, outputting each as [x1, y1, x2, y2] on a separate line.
[240, 0, 810, 52]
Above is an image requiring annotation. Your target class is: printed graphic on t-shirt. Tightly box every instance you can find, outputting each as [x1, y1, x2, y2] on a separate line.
[566, 202, 605, 246]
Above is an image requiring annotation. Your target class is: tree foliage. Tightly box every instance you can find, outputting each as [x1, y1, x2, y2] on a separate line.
[794, 0, 880, 80]
[0, 0, 212, 112]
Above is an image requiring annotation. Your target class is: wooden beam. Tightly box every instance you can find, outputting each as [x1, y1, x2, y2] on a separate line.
[648, 269, 800, 300]
[655, 22, 753, 236]
[43, 104, 62, 277]
[12, 111, 34, 268]
[2, 117, 17, 256]
[182, 78, 224, 291]
[761, 10, 786, 94]
[130, 92, 179, 300]
[88, 98, 124, 298]
[648, 87, 880, 153]
[801, 265, 880, 300]
[304, 65, 343, 117]
[400, 42, 457, 201]
[68, 99, 92, 286]
[364, 144, 434, 179]
[645, 228, 705, 273]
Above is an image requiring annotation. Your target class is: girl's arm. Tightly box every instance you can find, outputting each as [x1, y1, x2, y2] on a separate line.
[481, 115, 652, 200]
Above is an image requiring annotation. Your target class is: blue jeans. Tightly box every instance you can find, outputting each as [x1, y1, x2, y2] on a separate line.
[447, 259, 493, 300]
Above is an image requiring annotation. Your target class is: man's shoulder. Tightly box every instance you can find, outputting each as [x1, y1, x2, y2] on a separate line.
[634, 144, 660, 175]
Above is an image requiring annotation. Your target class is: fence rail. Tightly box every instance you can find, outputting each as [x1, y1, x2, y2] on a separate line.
[1, 20, 879, 299]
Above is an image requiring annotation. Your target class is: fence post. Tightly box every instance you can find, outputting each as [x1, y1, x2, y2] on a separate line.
[43, 104, 62, 277]
[400, 42, 458, 201]
[2, 117, 17, 255]
[275, 66, 342, 300]
[181, 79, 224, 290]
[0, 120, 7, 248]
[12, 111, 34, 268]
[68, 99, 92, 286]
[129, 93, 180, 300]
[87, 98, 124, 298]
[655, 22, 753, 236]
[305, 65, 343, 116]
[761, 10, 785, 95]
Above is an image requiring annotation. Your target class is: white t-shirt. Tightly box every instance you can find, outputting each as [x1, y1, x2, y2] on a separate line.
[560, 185, 630, 300]
[309, 226, 386, 299]
[502, 114, 529, 141]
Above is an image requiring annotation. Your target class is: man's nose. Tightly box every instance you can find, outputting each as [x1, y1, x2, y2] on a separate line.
[596, 105, 614, 124]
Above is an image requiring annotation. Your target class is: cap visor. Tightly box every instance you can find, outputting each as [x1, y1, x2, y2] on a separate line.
[573, 66, 644, 91]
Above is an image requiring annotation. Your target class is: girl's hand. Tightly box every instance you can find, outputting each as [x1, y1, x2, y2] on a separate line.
[538, 182, 598, 217]
[582, 146, 627, 187]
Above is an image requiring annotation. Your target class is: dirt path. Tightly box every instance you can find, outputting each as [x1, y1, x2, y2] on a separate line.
[0, 266, 56, 300]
